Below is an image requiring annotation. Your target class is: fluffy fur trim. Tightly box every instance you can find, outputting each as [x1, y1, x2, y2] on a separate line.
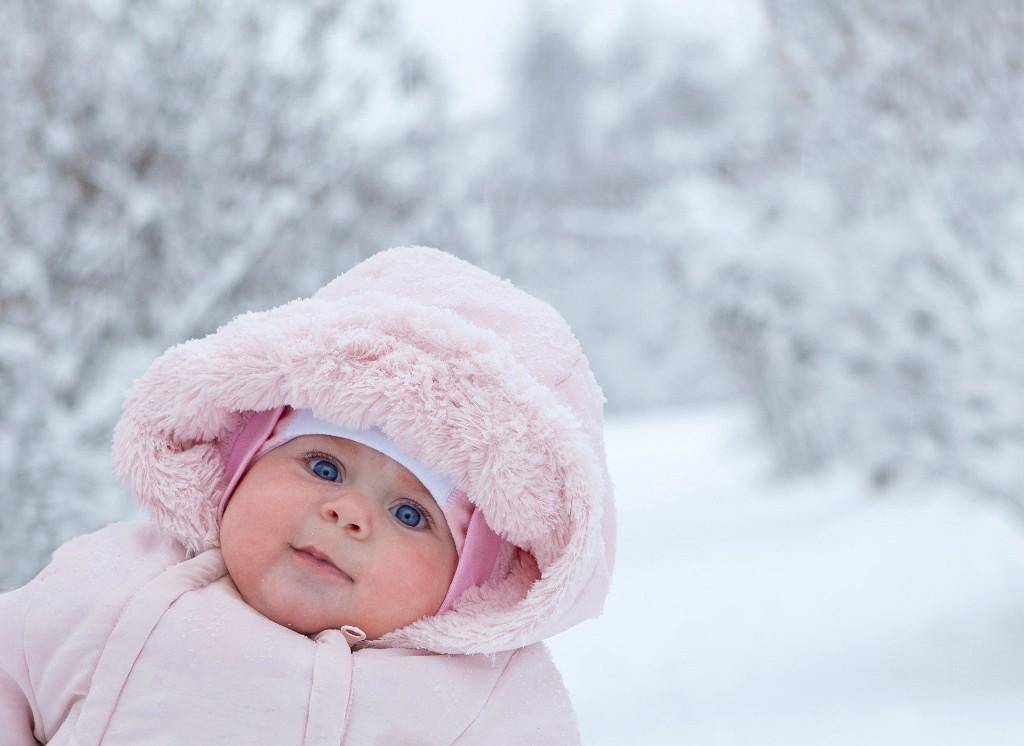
[112, 247, 615, 654]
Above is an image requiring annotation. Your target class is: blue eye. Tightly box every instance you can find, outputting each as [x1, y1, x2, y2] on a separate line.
[309, 458, 340, 482]
[393, 503, 424, 528]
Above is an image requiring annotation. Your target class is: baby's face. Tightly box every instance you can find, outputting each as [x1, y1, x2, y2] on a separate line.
[220, 435, 458, 639]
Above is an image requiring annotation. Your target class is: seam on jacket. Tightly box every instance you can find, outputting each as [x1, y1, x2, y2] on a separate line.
[23, 532, 163, 743]
[27, 533, 146, 743]
[299, 638, 320, 746]
[337, 647, 359, 744]
[450, 650, 519, 745]
[26, 544, 154, 744]
[86, 540, 185, 742]
[95, 584, 202, 741]
[95, 608, 162, 742]
[83, 551, 223, 743]
[21, 570, 45, 743]
[299, 647, 313, 746]
[302, 631, 354, 746]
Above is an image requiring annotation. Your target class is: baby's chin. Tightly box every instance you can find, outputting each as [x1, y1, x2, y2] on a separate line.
[226, 575, 348, 636]
[275, 610, 343, 636]
[256, 589, 357, 636]
[263, 598, 419, 640]
[268, 606, 401, 640]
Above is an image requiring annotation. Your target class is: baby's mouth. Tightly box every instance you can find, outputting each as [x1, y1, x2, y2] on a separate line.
[291, 545, 354, 583]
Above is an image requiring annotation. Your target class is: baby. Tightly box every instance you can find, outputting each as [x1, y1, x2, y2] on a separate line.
[0, 247, 615, 745]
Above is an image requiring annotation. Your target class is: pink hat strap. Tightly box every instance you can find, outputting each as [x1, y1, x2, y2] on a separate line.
[436, 500, 504, 613]
[217, 407, 286, 525]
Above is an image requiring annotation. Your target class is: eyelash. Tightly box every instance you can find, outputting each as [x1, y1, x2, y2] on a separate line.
[302, 450, 346, 482]
[394, 496, 435, 530]
[300, 450, 435, 529]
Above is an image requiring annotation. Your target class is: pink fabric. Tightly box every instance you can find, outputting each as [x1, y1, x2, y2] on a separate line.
[216, 407, 286, 525]
[438, 496, 505, 613]
[0, 521, 579, 744]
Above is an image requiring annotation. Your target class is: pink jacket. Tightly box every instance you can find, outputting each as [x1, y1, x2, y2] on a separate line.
[0, 247, 615, 744]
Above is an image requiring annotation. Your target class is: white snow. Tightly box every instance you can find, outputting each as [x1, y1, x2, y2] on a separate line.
[547, 404, 1024, 745]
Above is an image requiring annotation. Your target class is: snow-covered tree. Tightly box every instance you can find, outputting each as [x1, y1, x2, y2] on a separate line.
[0, 0, 449, 589]
[437, 9, 741, 410]
[696, 0, 1024, 508]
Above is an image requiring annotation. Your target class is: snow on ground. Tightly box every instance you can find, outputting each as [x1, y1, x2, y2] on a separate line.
[547, 404, 1024, 745]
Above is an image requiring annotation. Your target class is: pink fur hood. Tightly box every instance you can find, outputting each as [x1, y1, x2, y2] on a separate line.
[112, 246, 616, 655]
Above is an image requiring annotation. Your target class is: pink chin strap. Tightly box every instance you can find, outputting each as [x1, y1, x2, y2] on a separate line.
[216, 407, 504, 614]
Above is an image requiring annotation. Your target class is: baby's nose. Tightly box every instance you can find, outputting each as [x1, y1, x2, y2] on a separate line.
[321, 491, 372, 537]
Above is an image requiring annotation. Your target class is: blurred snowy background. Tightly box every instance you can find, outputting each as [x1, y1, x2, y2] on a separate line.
[2, 0, 1023, 742]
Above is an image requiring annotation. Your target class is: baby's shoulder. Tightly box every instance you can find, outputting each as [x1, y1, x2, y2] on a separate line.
[14, 521, 188, 736]
[46, 519, 187, 584]
[26, 520, 187, 631]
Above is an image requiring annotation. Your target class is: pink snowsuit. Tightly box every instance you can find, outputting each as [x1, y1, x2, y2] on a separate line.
[0, 247, 616, 744]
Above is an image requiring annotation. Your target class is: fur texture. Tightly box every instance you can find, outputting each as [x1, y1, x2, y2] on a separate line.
[112, 247, 616, 654]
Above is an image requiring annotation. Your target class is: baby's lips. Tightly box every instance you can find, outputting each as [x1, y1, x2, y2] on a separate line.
[292, 544, 354, 582]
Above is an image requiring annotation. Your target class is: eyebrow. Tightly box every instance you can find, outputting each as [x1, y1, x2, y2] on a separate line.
[400, 477, 437, 505]
[301, 435, 439, 500]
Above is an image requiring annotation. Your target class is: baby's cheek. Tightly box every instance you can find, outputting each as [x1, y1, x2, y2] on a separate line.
[386, 545, 454, 605]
